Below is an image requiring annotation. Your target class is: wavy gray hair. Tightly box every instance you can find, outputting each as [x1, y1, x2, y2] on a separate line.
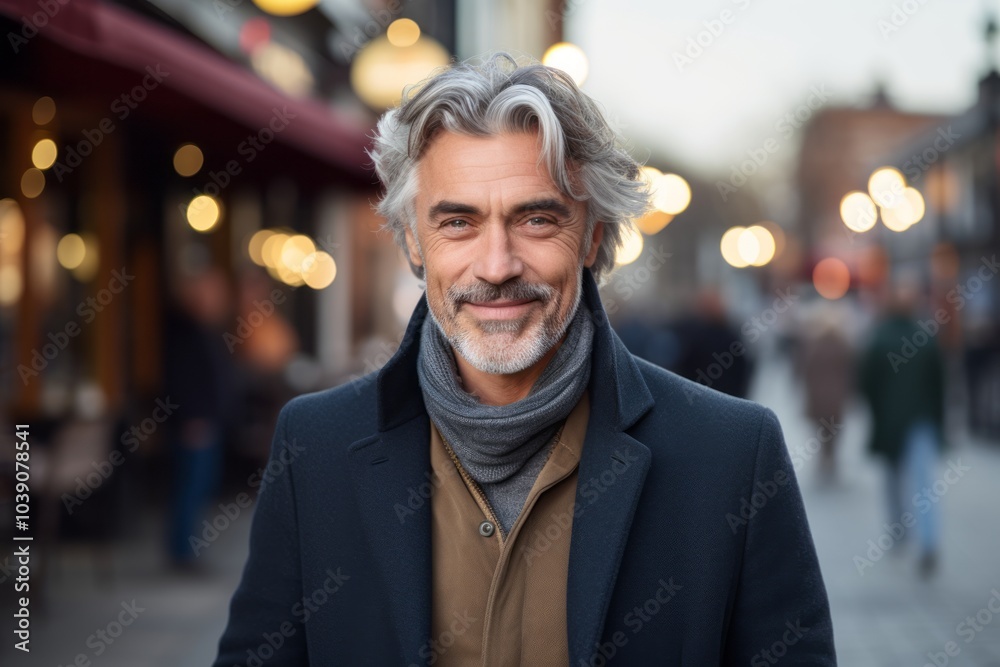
[366, 51, 652, 285]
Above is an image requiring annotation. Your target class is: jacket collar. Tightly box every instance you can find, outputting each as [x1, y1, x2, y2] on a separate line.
[375, 266, 655, 433]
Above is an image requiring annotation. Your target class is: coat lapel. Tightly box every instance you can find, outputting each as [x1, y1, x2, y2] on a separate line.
[347, 414, 432, 666]
[347, 290, 433, 666]
[566, 270, 655, 666]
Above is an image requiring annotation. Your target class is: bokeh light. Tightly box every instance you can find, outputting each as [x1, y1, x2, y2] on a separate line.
[386, 19, 421, 48]
[654, 174, 692, 215]
[542, 42, 589, 86]
[248, 229, 274, 266]
[251, 42, 315, 98]
[56, 233, 87, 270]
[840, 191, 877, 232]
[813, 257, 851, 300]
[262, 231, 290, 268]
[186, 195, 221, 232]
[0, 198, 26, 256]
[350, 34, 450, 109]
[21, 168, 45, 198]
[251, 0, 318, 16]
[615, 223, 644, 265]
[743, 225, 776, 267]
[239, 17, 271, 54]
[32, 96, 56, 125]
[0, 265, 22, 306]
[868, 167, 906, 208]
[721, 226, 749, 268]
[32, 138, 58, 170]
[173, 144, 204, 177]
[301, 251, 337, 289]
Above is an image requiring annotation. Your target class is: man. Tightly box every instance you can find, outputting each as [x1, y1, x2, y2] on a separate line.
[215, 53, 835, 666]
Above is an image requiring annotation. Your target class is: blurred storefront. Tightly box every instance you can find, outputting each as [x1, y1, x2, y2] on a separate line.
[0, 0, 466, 550]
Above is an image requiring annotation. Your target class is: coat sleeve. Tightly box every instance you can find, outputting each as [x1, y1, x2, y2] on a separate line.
[214, 400, 309, 666]
[722, 407, 837, 666]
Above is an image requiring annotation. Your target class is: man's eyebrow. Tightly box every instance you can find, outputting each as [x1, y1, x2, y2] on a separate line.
[510, 198, 572, 218]
[428, 198, 573, 220]
[428, 201, 481, 219]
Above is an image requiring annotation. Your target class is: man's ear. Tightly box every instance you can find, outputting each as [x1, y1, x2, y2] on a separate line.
[583, 221, 605, 267]
[403, 225, 423, 269]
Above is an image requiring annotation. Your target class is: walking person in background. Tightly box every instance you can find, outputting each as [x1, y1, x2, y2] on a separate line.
[859, 277, 946, 578]
[163, 266, 239, 569]
[800, 305, 854, 484]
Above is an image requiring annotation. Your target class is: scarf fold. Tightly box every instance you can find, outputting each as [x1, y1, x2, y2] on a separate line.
[417, 301, 594, 485]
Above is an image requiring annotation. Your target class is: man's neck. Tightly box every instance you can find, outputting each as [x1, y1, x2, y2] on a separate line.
[453, 333, 567, 406]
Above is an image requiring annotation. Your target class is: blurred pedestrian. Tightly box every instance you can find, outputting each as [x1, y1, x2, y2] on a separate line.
[673, 290, 752, 398]
[800, 305, 853, 483]
[163, 266, 239, 568]
[859, 277, 946, 578]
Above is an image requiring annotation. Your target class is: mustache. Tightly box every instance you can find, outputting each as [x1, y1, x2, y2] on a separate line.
[447, 279, 554, 306]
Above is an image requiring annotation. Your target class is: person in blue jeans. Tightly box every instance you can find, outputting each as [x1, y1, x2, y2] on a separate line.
[163, 267, 238, 567]
[860, 278, 946, 578]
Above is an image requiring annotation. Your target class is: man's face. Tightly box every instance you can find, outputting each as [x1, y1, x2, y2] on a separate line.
[405, 130, 603, 375]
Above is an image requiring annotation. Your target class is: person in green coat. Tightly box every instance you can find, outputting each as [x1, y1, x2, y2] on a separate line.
[859, 278, 946, 578]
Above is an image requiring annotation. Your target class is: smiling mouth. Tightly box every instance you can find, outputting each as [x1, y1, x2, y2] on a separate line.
[462, 298, 538, 319]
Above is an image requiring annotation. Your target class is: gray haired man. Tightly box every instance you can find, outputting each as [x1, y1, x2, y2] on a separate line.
[215, 52, 835, 666]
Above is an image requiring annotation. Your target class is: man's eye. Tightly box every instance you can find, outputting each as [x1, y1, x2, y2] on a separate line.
[446, 219, 468, 229]
[526, 217, 551, 226]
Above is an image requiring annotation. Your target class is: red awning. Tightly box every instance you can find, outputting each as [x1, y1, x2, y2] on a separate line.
[0, 0, 372, 176]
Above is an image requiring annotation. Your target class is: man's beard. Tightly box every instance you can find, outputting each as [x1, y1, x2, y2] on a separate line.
[426, 269, 584, 375]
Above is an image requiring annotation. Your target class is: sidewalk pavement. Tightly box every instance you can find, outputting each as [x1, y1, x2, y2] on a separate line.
[751, 351, 1000, 667]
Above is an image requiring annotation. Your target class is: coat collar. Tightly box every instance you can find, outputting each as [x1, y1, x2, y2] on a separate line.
[374, 266, 655, 433]
[350, 266, 655, 666]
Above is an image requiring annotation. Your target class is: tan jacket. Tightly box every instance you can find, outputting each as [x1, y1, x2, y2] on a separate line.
[429, 390, 591, 666]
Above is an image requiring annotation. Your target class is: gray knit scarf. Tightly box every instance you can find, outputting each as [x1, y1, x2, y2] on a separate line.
[417, 299, 594, 491]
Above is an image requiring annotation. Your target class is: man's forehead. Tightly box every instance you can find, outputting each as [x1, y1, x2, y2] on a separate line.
[416, 131, 569, 203]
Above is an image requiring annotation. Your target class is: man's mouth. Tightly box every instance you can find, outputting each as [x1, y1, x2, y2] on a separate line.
[462, 298, 538, 319]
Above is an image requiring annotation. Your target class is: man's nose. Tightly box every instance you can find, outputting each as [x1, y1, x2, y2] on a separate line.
[472, 223, 523, 286]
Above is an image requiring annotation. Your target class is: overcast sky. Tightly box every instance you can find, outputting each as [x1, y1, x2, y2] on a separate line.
[569, 0, 993, 178]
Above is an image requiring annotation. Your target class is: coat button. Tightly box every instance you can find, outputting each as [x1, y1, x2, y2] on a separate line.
[478, 521, 495, 537]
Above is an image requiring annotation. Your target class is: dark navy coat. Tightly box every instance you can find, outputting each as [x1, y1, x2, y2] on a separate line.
[215, 268, 836, 666]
